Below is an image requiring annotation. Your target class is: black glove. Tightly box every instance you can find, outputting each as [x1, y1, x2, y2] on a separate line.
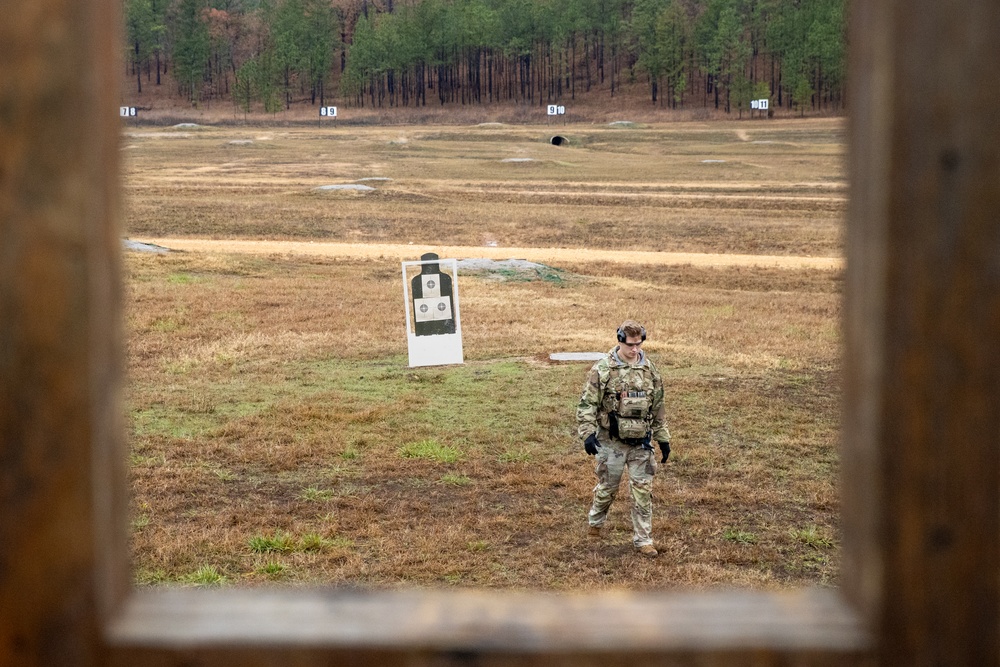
[584, 433, 600, 456]
[658, 440, 671, 463]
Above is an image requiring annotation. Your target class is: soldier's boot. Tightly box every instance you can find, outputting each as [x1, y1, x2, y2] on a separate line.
[635, 544, 658, 558]
[588, 525, 602, 538]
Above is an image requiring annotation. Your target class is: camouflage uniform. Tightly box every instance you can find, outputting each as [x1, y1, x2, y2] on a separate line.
[577, 346, 671, 547]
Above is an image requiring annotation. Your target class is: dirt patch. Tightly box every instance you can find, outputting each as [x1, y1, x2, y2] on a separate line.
[138, 238, 843, 270]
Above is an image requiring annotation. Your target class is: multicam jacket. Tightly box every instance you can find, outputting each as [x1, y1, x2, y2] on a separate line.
[576, 346, 671, 444]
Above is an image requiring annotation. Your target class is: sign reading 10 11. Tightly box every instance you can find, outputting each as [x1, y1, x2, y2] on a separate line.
[750, 99, 769, 110]
[547, 104, 566, 116]
[320, 106, 337, 117]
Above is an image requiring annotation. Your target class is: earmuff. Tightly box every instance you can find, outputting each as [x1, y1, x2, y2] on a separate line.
[616, 325, 647, 343]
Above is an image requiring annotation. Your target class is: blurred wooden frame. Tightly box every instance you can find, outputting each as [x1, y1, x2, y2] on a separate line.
[1, 0, 997, 665]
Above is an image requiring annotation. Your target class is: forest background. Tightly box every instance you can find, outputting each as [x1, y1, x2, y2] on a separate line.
[122, 0, 845, 120]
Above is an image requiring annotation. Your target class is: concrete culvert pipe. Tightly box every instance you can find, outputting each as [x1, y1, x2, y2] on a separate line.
[550, 135, 568, 146]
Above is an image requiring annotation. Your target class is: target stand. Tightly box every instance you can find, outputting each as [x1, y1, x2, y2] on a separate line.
[401, 255, 463, 367]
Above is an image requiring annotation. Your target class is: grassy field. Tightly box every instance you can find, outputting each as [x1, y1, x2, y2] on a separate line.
[123, 118, 846, 590]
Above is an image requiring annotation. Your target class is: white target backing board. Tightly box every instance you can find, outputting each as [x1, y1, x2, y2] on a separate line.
[320, 106, 337, 117]
[401, 258, 463, 367]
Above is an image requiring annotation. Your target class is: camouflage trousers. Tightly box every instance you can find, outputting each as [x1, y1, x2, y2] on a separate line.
[588, 436, 658, 547]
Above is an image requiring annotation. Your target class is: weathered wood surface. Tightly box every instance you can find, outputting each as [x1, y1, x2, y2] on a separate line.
[0, 0, 124, 665]
[105, 588, 869, 666]
[843, 0, 1000, 665]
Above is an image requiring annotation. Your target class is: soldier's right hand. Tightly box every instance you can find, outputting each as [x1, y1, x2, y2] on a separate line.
[584, 433, 600, 456]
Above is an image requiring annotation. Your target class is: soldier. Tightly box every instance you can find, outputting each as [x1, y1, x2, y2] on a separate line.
[577, 320, 672, 558]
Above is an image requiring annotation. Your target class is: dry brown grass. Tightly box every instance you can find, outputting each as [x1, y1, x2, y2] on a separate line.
[123, 119, 844, 256]
[124, 120, 844, 591]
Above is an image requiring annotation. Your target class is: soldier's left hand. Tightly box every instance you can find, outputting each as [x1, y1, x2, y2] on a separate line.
[658, 440, 671, 463]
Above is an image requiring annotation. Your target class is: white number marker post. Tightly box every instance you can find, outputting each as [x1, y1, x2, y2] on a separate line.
[319, 106, 337, 127]
[401, 257, 464, 367]
[750, 99, 769, 117]
[119, 106, 136, 119]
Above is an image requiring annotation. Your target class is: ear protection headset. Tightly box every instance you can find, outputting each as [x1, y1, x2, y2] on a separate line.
[616, 325, 647, 343]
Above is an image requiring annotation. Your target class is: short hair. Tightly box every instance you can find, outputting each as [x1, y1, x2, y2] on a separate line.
[617, 320, 646, 342]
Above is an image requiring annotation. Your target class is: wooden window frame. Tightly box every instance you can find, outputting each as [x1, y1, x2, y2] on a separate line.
[2, 0, 997, 665]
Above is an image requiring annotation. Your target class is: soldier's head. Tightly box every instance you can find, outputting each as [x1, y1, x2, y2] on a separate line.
[616, 320, 646, 362]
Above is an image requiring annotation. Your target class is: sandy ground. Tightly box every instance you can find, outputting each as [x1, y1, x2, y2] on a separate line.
[138, 238, 844, 270]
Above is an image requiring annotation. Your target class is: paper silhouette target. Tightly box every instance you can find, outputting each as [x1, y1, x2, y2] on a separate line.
[409, 254, 456, 336]
[401, 253, 463, 367]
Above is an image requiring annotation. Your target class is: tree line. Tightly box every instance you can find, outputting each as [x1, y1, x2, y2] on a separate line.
[124, 0, 846, 115]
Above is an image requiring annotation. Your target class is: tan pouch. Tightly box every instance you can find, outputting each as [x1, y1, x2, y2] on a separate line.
[617, 417, 649, 440]
[618, 395, 650, 419]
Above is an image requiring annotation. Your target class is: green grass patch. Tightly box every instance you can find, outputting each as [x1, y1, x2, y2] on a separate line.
[129, 451, 165, 466]
[299, 533, 332, 551]
[131, 406, 225, 440]
[299, 486, 334, 502]
[791, 525, 834, 549]
[722, 528, 758, 545]
[130, 384, 298, 440]
[800, 552, 830, 571]
[498, 447, 532, 463]
[439, 473, 473, 486]
[488, 266, 569, 284]
[181, 565, 227, 586]
[249, 530, 341, 554]
[399, 439, 461, 463]
[167, 272, 200, 285]
[256, 561, 287, 577]
[249, 531, 296, 553]
[151, 316, 183, 332]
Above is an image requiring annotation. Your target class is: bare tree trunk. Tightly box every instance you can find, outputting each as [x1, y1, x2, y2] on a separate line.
[571, 33, 576, 99]
[135, 42, 142, 93]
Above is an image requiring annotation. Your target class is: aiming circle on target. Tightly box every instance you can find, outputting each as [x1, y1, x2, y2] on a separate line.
[421, 274, 441, 298]
[414, 296, 451, 322]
